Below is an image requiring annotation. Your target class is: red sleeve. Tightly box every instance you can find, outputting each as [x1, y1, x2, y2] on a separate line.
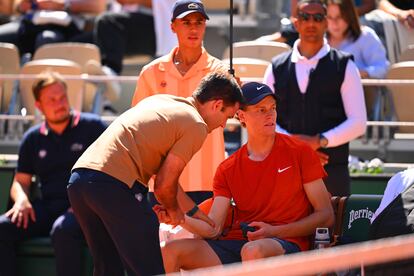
[212, 163, 232, 199]
[300, 144, 327, 184]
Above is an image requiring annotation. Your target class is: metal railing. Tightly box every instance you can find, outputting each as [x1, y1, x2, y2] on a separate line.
[1, 74, 414, 158]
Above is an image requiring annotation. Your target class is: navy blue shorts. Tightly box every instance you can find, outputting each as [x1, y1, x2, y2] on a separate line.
[206, 238, 301, 265]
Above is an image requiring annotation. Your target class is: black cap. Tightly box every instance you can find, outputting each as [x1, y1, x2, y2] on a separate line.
[171, 0, 209, 21]
[241, 82, 276, 105]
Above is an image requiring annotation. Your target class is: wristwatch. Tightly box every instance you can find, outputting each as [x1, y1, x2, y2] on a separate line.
[319, 134, 328, 148]
[186, 204, 199, 217]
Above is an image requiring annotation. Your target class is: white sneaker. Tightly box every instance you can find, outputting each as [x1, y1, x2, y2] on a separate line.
[85, 60, 121, 102]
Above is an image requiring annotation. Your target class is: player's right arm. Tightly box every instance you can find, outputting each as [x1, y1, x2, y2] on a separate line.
[181, 196, 230, 239]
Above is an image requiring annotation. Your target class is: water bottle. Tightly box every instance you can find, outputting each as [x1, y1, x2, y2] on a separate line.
[314, 227, 330, 249]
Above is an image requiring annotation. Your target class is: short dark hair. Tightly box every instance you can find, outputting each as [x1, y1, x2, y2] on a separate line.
[193, 71, 244, 107]
[32, 71, 67, 101]
[297, 0, 327, 15]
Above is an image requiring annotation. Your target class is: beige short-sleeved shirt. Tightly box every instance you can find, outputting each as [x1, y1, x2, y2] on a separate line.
[73, 94, 208, 188]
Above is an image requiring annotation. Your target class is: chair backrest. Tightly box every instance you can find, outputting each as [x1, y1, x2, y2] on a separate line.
[383, 19, 414, 64]
[330, 196, 341, 238]
[222, 41, 291, 62]
[338, 195, 382, 243]
[33, 42, 103, 113]
[222, 57, 270, 79]
[0, 43, 20, 113]
[0, 166, 15, 214]
[386, 61, 414, 133]
[19, 59, 83, 116]
[399, 44, 414, 62]
[33, 42, 101, 69]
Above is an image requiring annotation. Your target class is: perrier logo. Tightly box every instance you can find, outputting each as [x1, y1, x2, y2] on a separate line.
[348, 208, 374, 229]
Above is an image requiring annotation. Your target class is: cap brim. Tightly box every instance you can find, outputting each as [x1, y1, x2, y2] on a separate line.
[247, 93, 276, 105]
[175, 10, 209, 20]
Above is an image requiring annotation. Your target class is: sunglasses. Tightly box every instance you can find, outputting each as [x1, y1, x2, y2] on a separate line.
[298, 12, 326, 22]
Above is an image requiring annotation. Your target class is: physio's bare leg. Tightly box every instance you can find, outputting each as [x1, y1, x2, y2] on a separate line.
[162, 239, 222, 273]
[241, 239, 285, 261]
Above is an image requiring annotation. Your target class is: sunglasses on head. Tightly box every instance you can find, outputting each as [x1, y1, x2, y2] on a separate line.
[298, 12, 325, 22]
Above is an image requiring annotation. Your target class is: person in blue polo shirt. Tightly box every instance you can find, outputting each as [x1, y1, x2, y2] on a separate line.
[0, 71, 107, 276]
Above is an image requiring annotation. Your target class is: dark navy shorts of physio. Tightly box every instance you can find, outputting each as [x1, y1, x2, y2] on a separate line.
[206, 238, 301, 265]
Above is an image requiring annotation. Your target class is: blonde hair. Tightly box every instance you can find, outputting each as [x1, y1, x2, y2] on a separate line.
[32, 70, 67, 101]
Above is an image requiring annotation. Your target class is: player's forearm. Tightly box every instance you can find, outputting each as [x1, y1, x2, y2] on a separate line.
[176, 185, 197, 213]
[10, 181, 30, 203]
[154, 180, 179, 211]
[271, 209, 334, 238]
[181, 216, 221, 238]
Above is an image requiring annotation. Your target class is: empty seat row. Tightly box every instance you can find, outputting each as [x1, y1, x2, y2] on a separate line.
[0, 42, 113, 118]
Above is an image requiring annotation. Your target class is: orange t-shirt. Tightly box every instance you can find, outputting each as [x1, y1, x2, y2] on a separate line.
[213, 134, 327, 251]
[131, 47, 228, 192]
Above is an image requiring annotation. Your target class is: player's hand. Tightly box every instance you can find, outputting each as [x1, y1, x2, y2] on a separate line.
[246, 221, 274, 241]
[359, 70, 369, 78]
[166, 207, 185, 227]
[291, 134, 320, 150]
[153, 204, 172, 224]
[154, 204, 185, 226]
[317, 150, 329, 166]
[397, 10, 414, 26]
[405, 14, 414, 29]
[5, 199, 36, 229]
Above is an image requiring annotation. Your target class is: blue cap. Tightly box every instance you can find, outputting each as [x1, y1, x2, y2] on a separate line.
[171, 0, 209, 21]
[241, 82, 276, 105]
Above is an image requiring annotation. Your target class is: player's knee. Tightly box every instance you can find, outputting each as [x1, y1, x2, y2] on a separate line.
[241, 241, 284, 261]
[241, 242, 266, 261]
[161, 241, 181, 264]
[162, 240, 191, 272]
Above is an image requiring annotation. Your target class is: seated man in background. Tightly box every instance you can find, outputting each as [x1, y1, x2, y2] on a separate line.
[160, 82, 334, 272]
[0, 71, 107, 276]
